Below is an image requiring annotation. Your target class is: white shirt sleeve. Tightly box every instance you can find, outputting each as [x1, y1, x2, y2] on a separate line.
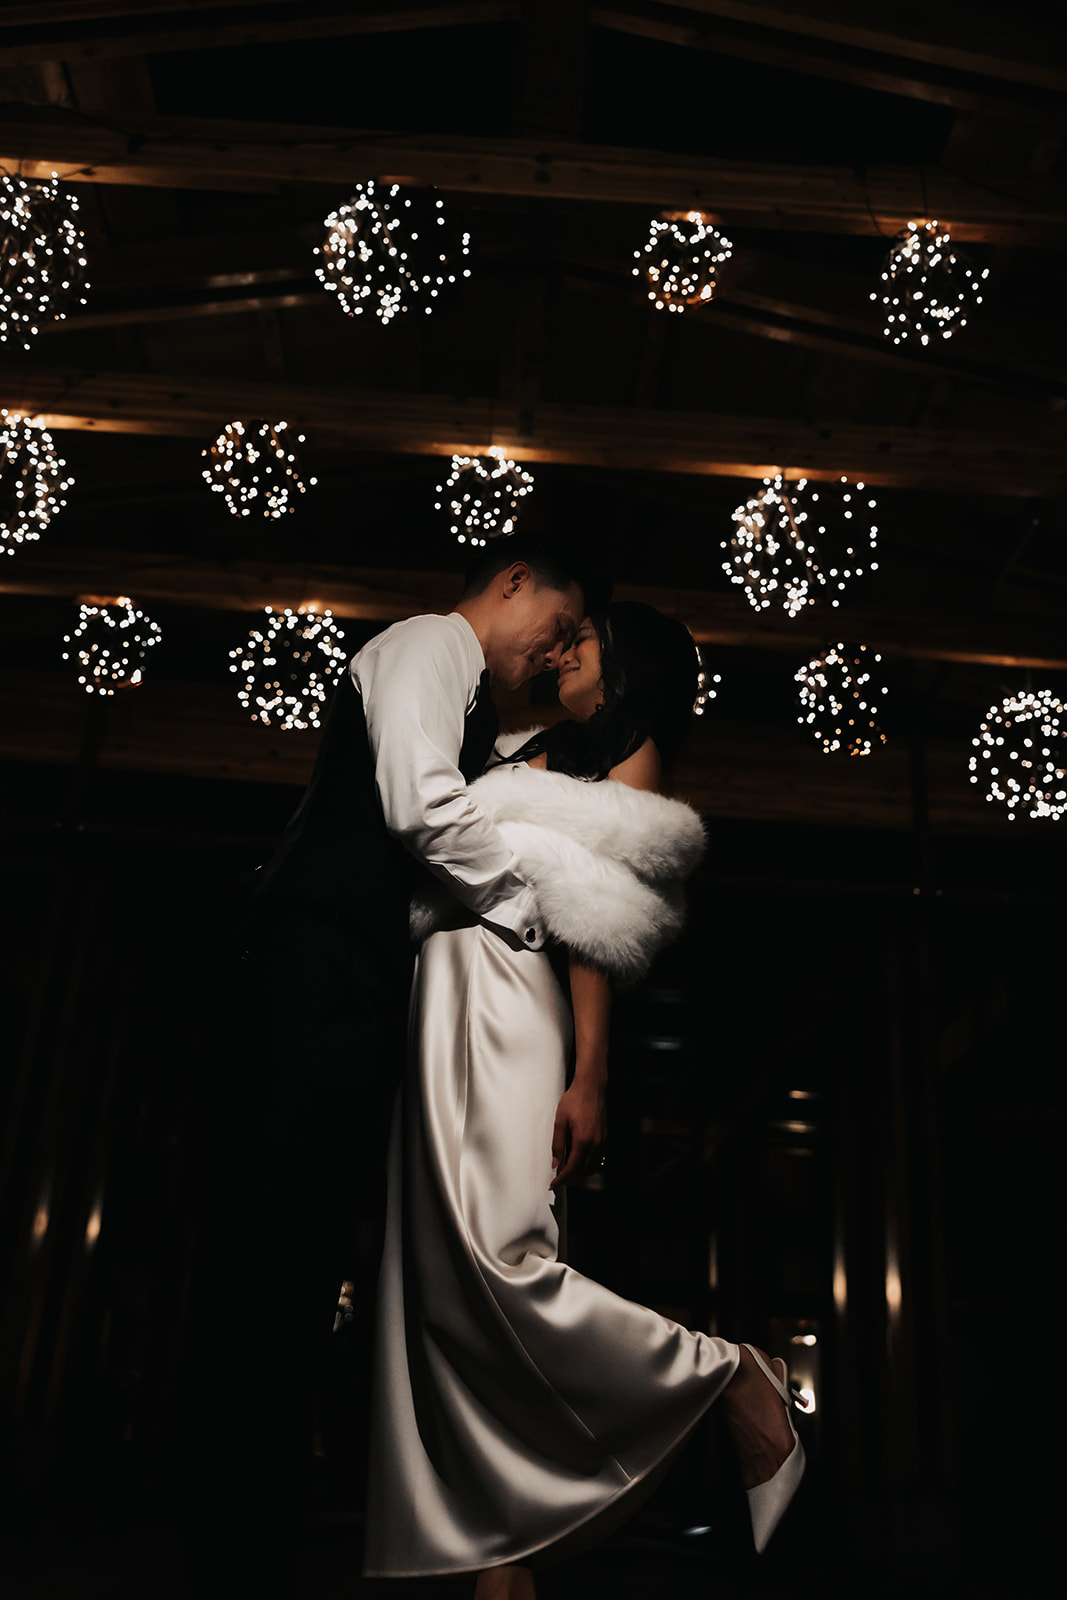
[352, 614, 544, 949]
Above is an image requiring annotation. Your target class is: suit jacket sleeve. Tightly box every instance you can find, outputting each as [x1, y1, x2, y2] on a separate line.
[353, 614, 544, 948]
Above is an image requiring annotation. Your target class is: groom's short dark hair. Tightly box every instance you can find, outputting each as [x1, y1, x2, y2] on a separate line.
[461, 533, 609, 615]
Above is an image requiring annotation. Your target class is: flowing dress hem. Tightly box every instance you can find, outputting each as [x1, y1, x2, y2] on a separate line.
[361, 1345, 739, 1579]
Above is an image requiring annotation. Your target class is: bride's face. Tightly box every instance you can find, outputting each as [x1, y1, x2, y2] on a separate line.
[557, 620, 604, 720]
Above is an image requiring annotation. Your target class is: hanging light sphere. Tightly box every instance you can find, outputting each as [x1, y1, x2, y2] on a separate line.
[968, 689, 1066, 821]
[634, 212, 733, 313]
[693, 645, 721, 715]
[201, 419, 316, 519]
[873, 220, 988, 347]
[0, 171, 90, 349]
[0, 409, 74, 556]
[229, 605, 348, 732]
[314, 181, 471, 326]
[434, 447, 535, 546]
[794, 642, 888, 756]
[722, 474, 879, 618]
[61, 596, 163, 696]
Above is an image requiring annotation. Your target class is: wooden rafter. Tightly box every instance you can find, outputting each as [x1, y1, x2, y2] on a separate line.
[661, 1, 1067, 95]
[2, 365, 1064, 494]
[0, 106, 1062, 243]
[4, 3, 1063, 133]
[0, 2, 517, 66]
[593, 4, 1067, 129]
[4, 550, 1066, 672]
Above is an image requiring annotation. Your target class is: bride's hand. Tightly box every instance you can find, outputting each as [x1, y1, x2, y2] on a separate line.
[551, 1079, 606, 1188]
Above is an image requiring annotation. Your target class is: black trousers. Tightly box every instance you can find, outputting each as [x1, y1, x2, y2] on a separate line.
[174, 908, 409, 1584]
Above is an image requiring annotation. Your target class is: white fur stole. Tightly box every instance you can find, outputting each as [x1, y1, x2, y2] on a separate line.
[412, 754, 705, 985]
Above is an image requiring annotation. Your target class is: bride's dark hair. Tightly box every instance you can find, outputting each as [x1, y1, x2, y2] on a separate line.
[509, 601, 700, 780]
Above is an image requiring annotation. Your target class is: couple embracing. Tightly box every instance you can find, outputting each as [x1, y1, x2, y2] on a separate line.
[207, 535, 804, 1596]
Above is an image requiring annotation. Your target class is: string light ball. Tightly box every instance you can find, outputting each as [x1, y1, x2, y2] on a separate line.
[795, 642, 888, 756]
[229, 605, 348, 732]
[723, 474, 878, 618]
[874, 220, 988, 347]
[968, 690, 1066, 821]
[314, 181, 471, 326]
[202, 420, 315, 518]
[0, 170, 89, 349]
[435, 447, 535, 546]
[693, 645, 721, 715]
[62, 597, 162, 696]
[635, 212, 733, 313]
[0, 409, 74, 556]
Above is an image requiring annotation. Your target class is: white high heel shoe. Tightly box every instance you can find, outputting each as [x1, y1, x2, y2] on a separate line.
[740, 1344, 806, 1554]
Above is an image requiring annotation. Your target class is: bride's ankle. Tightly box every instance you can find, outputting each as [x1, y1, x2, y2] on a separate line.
[474, 1563, 536, 1600]
[722, 1346, 795, 1490]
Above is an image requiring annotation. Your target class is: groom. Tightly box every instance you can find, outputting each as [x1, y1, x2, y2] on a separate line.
[182, 534, 596, 1579]
[249, 533, 592, 1207]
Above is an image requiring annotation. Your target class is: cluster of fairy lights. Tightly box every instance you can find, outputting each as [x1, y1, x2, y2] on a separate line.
[722, 475, 878, 617]
[634, 213, 733, 313]
[968, 690, 1066, 821]
[693, 645, 721, 715]
[229, 606, 348, 731]
[0, 410, 73, 556]
[435, 448, 535, 546]
[0, 171, 89, 349]
[795, 643, 888, 756]
[201, 420, 315, 518]
[61, 598, 162, 696]
[314, 181, 471, 326]
[874, 220, 988, 347]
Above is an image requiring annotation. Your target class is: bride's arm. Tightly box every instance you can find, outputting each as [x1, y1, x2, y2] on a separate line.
[551, 958, 610, 1188]
[551, 737, 662, 1188]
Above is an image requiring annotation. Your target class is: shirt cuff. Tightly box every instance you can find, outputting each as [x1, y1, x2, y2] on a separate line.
[480, 885, 545, 951]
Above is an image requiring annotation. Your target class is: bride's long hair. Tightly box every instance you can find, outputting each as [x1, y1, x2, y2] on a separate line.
[510, 601, 700, 780]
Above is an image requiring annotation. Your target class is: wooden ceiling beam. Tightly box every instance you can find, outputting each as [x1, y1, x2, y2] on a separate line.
[5, 549, 1066, 671]
[2, 365, 1063, 493]
[5, 3, 1062, 134]
[38, 288, 324, 331]
[0, 3, 516, 67]
[662, 1, 1067, 96]
[1, 106, 1062, 242]
[593, 4, 1067, 129]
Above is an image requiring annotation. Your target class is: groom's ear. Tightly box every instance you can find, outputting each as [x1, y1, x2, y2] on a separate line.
[502, 561, 532, 597]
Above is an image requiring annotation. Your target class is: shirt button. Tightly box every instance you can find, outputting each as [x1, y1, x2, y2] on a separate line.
[524, 928, 536, 944]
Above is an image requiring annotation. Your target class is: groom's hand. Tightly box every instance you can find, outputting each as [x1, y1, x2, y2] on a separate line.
[551, 1081, 606, 1188]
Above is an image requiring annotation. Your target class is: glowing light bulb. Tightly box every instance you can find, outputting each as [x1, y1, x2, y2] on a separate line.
[0, 171, 89, 349]
[202, 420, 315, 518]
[872, 220, 988, 345]
[794, 643, 888, 756]
[634, 213, 733, 312]
[435, 448, 534, 546]
[722, 475, 878, 617]
[230, 605, 348, 731]
[0, 409, 73, 555]
[61, 597, 162, 696]
[968, 690, 1066, 820]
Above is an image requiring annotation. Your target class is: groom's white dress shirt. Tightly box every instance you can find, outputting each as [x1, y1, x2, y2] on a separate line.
[351, 611, 544, 950]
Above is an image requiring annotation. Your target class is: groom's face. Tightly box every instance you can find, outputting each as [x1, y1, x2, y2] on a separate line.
[490, 568, 583, 690]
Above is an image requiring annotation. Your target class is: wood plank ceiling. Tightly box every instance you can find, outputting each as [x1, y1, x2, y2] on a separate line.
[1, 1, 1065, 838]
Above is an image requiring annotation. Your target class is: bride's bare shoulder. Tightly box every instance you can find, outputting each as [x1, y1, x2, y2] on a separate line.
[526, 751, 549, 770]
[608, 737, 661, 794]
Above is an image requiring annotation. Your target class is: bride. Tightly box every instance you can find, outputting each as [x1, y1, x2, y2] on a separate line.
[363, 602, 804, 1594]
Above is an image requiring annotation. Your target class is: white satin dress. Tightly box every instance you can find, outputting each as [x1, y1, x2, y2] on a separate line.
[363, 920, 740, 1577]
